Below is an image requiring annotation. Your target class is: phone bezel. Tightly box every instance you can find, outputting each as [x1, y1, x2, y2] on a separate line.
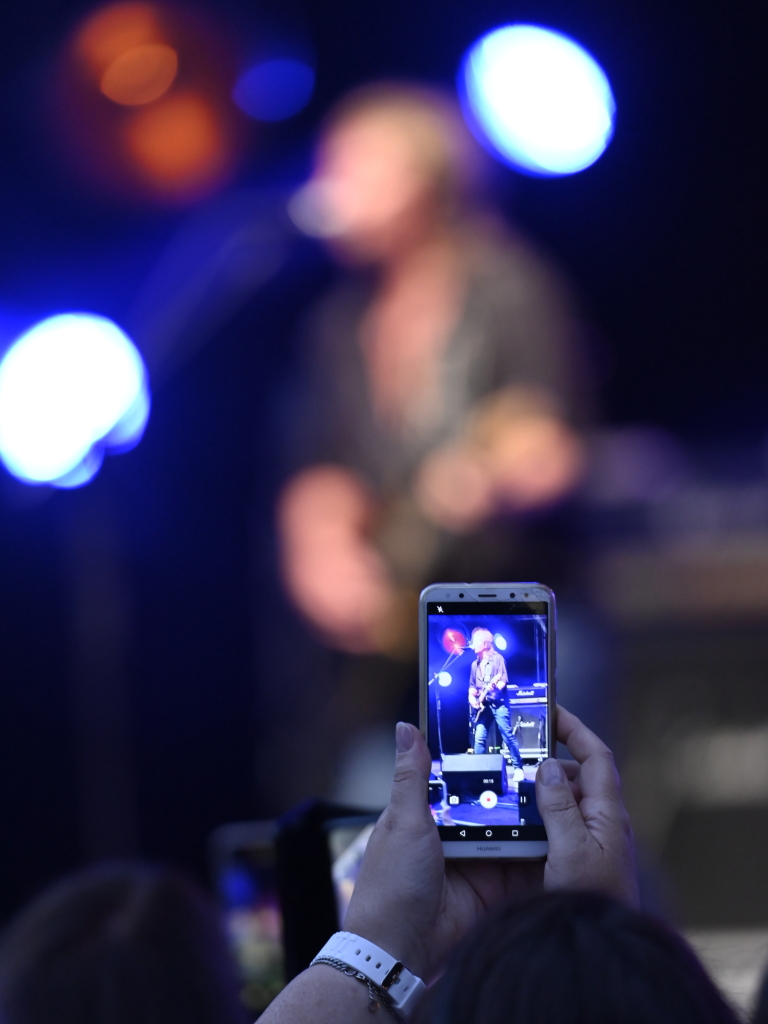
[419, 582, 556, 860]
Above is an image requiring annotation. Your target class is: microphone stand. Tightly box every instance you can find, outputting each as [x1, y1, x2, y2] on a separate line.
[430, 647, 466, 766]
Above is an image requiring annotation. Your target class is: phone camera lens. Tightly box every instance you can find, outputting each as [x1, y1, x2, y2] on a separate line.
[509, 592, 515, 598]
[459, 592, 464, 598]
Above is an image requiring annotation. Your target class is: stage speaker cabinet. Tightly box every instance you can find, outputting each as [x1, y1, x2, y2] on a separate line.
[517, 780, 543, 825]
[512, 709, 547, 758]
[441, 754, 508, 799]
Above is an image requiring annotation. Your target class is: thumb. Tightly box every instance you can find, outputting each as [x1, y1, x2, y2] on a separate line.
[535, 758, 587, 852]
[387, 723, 432, 826]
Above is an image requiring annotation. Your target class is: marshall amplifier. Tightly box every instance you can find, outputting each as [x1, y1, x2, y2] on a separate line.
[441, 753, 508, 799]
[508, 682, 548, 706]
[512, 708, 547, 760]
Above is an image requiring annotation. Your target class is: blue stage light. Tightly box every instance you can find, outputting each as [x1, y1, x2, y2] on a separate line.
[461, 24, 615, 176]
[233, 58, 315, 122]
[493, 633, 508, 651]
[0, 313, 150, 487]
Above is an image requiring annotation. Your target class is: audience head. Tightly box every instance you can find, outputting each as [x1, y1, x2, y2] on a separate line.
[412, 890, 739, 1024]
[0, 862, 246, 1024]
[753, 968, 768, 1024]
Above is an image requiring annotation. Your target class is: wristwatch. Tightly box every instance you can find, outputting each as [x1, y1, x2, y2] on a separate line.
[314, 931, 426, 1016]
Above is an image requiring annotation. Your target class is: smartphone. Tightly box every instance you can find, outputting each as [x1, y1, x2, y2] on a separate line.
[209, 805, 380, 1009]
[325, 814, 379, 924]
[419, 582, 555, 859]
[208, 822, 285, 1014]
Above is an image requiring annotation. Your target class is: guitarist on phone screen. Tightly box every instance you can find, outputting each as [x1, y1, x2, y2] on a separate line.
[468, 627, 525, 782]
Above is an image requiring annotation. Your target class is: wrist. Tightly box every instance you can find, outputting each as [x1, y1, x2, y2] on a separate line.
[341, 916, 427, 981]
[312, 931, 427, 1018]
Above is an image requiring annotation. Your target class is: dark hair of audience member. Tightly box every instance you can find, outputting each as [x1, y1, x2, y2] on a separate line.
[0, 862, 247, 1024]
[753, 968, 768, 1024]
[412, 891, 739, 1024]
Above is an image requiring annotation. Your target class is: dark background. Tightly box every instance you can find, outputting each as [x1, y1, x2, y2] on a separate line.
[0, 0, 766, 925]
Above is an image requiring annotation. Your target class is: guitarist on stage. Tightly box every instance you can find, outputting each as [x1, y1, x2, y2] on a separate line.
[468, 627, 524, 781]
[275, 83, 589, 800]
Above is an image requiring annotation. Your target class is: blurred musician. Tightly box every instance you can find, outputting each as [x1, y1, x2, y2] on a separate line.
[276, 82, 591, 795]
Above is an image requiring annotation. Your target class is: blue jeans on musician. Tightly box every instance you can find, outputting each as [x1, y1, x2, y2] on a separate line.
[474, 703, 523, 768]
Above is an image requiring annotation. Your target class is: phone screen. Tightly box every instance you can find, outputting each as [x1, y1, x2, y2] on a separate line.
[215, 839, 285, 1014]
[325, 815, 378, 924]
[426, 601, 549, 843]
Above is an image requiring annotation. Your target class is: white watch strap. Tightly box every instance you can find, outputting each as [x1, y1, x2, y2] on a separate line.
[315, 931, 426, 1015]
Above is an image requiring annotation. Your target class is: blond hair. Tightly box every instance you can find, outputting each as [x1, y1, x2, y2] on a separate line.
[321, 82, 484, 216]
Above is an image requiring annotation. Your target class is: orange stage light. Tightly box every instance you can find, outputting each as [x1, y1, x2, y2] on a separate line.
[76, 3, 163, 75]
[55, 2, 244, 203]
[100, 42, 178, 105]
[124, 91, 228, 196]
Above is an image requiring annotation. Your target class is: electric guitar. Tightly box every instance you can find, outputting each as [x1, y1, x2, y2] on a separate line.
[470, 672, 503, 726]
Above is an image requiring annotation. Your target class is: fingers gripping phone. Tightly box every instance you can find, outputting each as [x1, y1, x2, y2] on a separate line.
[419, 583, 555, 859]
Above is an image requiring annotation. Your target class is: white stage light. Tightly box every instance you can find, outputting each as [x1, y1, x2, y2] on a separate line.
[438, 671, 453, 687]
[493, 633, 508, 651]
[461, 24, 615, 176]
[0, 313, 150, 487]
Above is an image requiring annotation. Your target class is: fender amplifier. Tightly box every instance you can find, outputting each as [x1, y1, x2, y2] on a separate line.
[441, 753, 508, 798]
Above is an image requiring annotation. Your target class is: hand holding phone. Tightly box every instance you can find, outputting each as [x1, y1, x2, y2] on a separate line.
[536, 707, 639, 906]
[343, 722, 543, 982]
[343, 711, 637, 984]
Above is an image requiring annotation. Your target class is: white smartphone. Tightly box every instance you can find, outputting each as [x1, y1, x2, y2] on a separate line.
[419, 582, 555, 859]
